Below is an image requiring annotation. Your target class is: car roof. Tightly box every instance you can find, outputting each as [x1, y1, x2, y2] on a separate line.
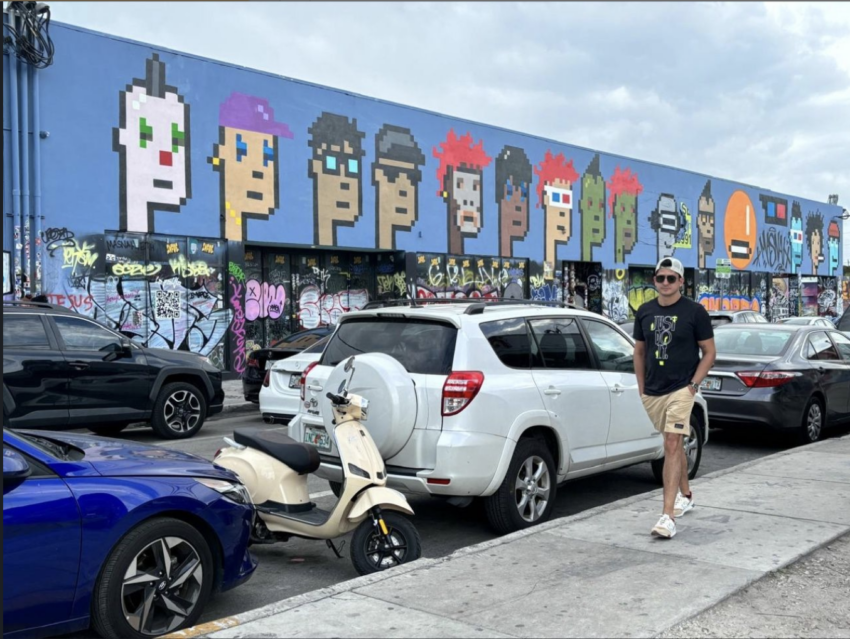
[714, 323, 825, 333]
[340, 299, 611, 328]
[707, 310, 758, 316]
[2, 301, 76, 315]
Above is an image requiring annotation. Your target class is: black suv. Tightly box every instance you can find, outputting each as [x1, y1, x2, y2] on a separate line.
[3, 301, 224, 439]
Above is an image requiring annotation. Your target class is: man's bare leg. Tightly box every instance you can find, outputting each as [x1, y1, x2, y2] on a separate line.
[679, 437, 691, 497]
[663, 433, 684, 517]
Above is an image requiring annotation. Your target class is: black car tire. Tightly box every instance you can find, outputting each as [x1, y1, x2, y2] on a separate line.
[484, 437, 557, 535]
[651, 413, 703, 485]
[151, 382, 207, 439]
[91, 517, 214, 639]
[87, 423, 130, 436]
[798, 397, 825, 445]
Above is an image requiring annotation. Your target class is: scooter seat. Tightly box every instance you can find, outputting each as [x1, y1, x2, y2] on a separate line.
[233, 428, 321, 475]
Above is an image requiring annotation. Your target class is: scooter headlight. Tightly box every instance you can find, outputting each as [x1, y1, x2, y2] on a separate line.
[196, 478, 253, 505]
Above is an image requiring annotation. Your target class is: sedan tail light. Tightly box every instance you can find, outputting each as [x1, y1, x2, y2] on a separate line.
[736, 371, 801, 388]
[247, 357, 260, 369]
[442, 371, 484, 416]
[300, 361, 319, 401]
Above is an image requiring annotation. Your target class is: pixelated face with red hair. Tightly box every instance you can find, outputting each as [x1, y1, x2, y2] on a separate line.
[534, 151, 579, 269]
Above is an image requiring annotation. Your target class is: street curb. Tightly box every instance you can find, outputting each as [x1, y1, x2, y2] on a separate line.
[162, 433, 850, 639]
[219, 402, 259, 417]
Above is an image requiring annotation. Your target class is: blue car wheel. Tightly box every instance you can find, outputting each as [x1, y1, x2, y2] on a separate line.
[92, 517, 214, 638]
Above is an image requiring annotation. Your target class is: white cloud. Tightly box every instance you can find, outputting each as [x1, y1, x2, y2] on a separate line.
[54, 1, 850, 204]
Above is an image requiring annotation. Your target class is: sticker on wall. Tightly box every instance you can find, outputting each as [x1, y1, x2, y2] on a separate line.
[495, 146, 532, 258]
[724, 190, 757, 269]
[209, 92, 294, 241]
[434, 130, 492, 255]
[607, 167, 643, 264]
[534, 150, 579, 278]
[114, 54, 191, 234]
[373, 125, 425, 250]
[308, 112, 366, 247]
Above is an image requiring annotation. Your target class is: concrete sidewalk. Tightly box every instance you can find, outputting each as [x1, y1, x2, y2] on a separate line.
[169, 433, 850, 638]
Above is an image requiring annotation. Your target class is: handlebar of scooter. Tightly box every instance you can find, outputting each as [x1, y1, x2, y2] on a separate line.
[326, 392, 349, 406]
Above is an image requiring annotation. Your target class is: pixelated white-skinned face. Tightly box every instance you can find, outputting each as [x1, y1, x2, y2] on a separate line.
[118, 85, 188, 206]
[452, 169, 482, 235]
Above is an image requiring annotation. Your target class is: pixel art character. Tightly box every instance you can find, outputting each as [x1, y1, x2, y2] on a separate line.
[373, 125, 425, 250]
[114, 54, 191, 233]
[434, 130, 492, 255]
[790, 202, 804, 275]
[650, 193, 680, 262]
[806, 211, 824, 274]
[580, 155, 607, 262]
[607, 166, 643, 264]
[534, 151, 579, 276]
[827, 220, 840, 276]
[495, 146, 532, 258]
[209, 92, 293, 241]
[697, 180, 715, 269]
[308, 113, 366, 246]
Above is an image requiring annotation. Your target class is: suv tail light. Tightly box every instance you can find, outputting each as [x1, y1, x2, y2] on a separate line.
[262, 370, 271, 388]
[442, 371, 484, 416]
[301, 361, 319, 401]
[247, 357, 260, 369]
[736, 371, 800, 388]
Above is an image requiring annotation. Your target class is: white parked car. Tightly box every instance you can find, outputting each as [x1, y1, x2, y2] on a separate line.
[778, 316, 837, 328]
[289, 300, 709, 534]
[259, 336, 329, 425]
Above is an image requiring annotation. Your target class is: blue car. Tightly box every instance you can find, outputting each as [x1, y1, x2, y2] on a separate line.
[3, 428, 257, 639]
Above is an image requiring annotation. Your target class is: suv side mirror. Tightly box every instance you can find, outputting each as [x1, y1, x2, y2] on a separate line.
[120, 336, 133, 357]
[3, 448, 32, 484]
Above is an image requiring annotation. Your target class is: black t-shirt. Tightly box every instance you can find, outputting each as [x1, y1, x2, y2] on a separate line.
[633, 296, 714, 396]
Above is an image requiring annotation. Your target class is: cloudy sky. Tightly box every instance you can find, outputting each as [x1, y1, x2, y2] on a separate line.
[57, 2, 849, 213]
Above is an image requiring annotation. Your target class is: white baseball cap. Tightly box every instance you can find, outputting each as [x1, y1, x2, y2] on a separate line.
[655, 256, 685, 278]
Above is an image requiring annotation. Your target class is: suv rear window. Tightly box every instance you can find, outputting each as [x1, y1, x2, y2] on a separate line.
[3, 315, 50, 349]
[320, 318, 457, 375]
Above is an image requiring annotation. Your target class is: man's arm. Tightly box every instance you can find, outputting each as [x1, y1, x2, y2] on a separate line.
[689, 338, 717, 393]
[634, 340, 646, 395]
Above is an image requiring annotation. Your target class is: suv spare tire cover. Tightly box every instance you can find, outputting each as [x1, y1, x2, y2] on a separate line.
[322, 353, 417, 459]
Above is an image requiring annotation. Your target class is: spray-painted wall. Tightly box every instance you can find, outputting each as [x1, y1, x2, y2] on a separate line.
[3, 21, 845, 370]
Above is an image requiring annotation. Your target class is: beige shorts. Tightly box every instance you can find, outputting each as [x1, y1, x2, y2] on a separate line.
[640, 386, 694, 437]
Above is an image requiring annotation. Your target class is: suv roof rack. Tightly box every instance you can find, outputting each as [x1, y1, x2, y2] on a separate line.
[361, 298, 581, 314]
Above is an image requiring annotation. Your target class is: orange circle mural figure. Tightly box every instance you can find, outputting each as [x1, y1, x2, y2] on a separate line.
[724, 190, 757, 269]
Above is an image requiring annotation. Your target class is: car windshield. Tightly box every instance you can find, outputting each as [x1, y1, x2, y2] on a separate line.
[271, 330, 328, 350]
[782, 317, 812, 325]
[302, 335, 330, 354]
[714, 329, 794, 356]
[321, 318, 457, 375]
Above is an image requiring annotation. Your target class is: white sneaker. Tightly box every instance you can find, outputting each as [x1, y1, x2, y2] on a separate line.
[674, 492, 694, 518]
[651, 514, 677, 539]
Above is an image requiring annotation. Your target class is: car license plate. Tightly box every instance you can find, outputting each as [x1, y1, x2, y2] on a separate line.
[304, 426, 331, 452]
[700, 377, 721, 392]
[289, 373, 301, 389]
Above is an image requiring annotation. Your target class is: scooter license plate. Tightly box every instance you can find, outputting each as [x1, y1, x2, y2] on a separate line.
[304, 426, 332, 452]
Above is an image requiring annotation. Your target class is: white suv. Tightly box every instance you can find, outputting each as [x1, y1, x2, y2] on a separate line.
[289, 300, 709, 534]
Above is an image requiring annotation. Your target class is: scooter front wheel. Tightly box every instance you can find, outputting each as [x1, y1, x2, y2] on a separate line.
[350, 511, 422, 576]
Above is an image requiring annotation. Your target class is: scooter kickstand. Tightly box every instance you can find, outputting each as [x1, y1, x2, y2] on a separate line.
[326, 538, 346, 559]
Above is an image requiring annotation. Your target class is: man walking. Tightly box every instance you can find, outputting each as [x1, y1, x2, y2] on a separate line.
[634, 257, 716, 539]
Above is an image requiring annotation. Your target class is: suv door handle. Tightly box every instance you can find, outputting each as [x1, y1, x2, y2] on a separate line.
[611, 385, 625, 394]
[544, 387, 561, 396]
[307, 384, 323, 391]
[69, 361, 90, 370]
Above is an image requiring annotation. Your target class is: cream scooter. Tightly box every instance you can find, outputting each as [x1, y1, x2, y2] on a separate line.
[214, 356, 421, 575]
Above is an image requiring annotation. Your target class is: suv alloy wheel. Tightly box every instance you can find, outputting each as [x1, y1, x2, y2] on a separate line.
[151, 382, 207, 439]
[484, 437, 558, 535]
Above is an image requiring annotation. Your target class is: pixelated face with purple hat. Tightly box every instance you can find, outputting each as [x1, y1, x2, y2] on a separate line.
[211, 93, 293, 240]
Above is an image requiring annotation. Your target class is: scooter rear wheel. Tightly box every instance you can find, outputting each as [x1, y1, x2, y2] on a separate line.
[350, 511, 421, 576]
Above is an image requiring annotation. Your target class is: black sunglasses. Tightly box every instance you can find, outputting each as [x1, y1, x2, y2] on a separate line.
[654, 274, 679, 284]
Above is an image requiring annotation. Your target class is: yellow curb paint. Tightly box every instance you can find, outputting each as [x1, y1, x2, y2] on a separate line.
[159, 616, 241, 639]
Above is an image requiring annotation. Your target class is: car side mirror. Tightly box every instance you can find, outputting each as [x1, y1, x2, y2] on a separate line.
[120, 337, 133, 357]
[3, 448, 32, 485]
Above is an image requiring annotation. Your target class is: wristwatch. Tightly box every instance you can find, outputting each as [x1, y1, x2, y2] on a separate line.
[689, 381, 700, 392]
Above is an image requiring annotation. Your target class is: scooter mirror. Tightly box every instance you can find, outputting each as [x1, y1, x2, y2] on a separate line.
[344, 356, 355, 373]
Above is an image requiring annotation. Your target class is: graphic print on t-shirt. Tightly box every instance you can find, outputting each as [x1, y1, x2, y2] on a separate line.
[653, 315, 678, 365]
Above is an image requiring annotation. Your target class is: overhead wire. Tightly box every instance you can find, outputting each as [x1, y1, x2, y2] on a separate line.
[3, 1, 54, 69]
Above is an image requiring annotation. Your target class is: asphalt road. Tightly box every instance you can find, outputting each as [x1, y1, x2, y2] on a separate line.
[69, 411, 849, 628]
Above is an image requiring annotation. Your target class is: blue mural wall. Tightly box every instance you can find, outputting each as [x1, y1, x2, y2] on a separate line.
[3, 21, 845, 369]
